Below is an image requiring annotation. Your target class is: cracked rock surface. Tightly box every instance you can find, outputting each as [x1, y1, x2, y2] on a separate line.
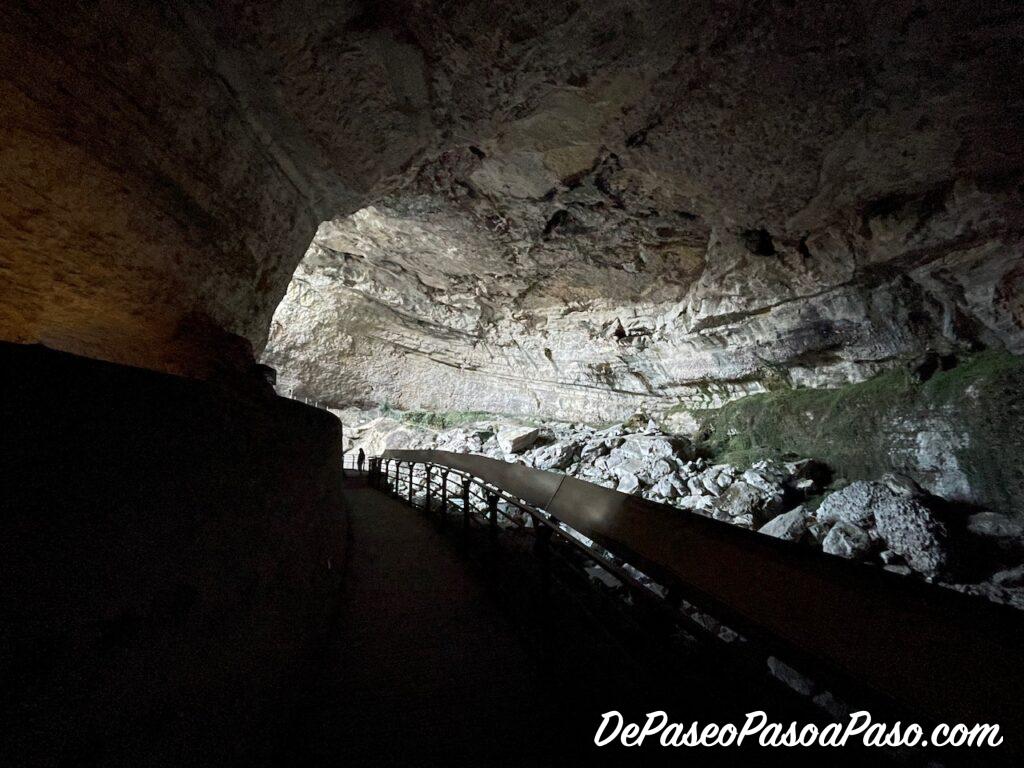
[4, 2, 1021, 401]
[263, 1, 1024, 425]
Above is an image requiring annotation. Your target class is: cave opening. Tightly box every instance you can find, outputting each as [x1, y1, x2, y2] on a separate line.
[3, 1, 1024, 765]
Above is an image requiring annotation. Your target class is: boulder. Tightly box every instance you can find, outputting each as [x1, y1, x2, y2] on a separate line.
[651, 476, 678, 499]
[534, 442, 576, 471]
[741, 467, 783, 497]
[716, 476, 786, 524]
[991, 565, 1024, 588]
[700, 471, 724, 497]
[968, 512, 1024, 539]
[733, 513, 755, 529]
[758, 508, 808, 542]
[873, 495, 950, 577]
[616, 435, 690, 462]
[822, 522, 871, 559]
[648, 459, 674, 480]
[610, 456, 645, 479]
[711, 481, 762, 519]
[816, 475, 951, 576]
[677, 495, 714, 514]
[579, 440, 610, 461]
[816, 481, 879, 527]
[617, 473, 640, 494]
[437, 428, 469, 452]
[497, 426, 540, 454]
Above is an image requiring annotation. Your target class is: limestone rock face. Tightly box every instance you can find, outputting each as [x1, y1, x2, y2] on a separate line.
[2, 2, 437, 374]
[3, 2, 1022, 393]
[261, 1, 1024, 423]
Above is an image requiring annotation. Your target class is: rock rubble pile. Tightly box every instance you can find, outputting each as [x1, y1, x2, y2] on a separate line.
[356, 413, 1024, 609]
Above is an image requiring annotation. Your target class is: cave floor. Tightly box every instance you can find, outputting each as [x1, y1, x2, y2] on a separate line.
[271, 475, 888, 768]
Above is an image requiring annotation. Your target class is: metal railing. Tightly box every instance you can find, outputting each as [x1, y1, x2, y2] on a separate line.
[370, 454, 687, 629]
[342, 453, 366, 473]
[369, 449, 1024, 740]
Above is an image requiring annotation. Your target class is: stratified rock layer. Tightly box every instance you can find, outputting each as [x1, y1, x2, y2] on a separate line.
[263, 1, 1024, 424]
[3, 2, 1022, 388]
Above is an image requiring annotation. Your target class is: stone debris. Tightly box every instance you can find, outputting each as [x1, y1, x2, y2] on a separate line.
[497, 426, 541, 454]
[816, 475, 951, 577]
[353, 413, 1024, 610]
[967, 512, 1024, 539]
[758, 508, 809, 542]
[822, 522, 872, 560]
[991, 565, 1024, 588]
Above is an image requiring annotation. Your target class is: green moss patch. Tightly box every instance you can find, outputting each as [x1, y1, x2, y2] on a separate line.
[697, 352, 1024, 514]
[399, 410, 516, 430]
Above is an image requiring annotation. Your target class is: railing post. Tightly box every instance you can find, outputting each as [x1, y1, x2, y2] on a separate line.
[461, 477, 471, 542]
[424, 463, 433, 514]
[487, 492, 498, 543]
[535, 523, 553, 596]
[438, 469, 449, 529]
[408, 461, 414, 506]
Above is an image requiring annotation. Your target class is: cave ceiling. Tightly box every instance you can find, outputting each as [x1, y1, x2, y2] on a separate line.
[1, 1, 1022, 414]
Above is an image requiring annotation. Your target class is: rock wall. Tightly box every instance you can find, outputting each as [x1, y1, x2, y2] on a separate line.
[262, 0, 1024, 424]
[4, 1, 1021, 389]
[1, 1, 435, 375]
[0, 343, 345, 766]
[700, 351, 1024, 517]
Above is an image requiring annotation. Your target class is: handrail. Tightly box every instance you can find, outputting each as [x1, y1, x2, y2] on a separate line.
[386, 460, 533, 528]
[380, 449, 1024, 736]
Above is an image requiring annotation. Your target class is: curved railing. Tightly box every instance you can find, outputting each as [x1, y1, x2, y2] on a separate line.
[374, 449, 1024, 737]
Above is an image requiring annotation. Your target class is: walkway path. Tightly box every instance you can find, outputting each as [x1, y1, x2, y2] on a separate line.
[281, 475, 571, 766]
[277, 476, 871, 768]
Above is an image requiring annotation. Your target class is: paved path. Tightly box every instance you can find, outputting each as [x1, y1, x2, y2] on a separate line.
[283, 476, 570, 766]
[277, 476, 875, 768]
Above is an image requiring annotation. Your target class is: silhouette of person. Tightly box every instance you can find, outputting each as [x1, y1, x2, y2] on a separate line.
[357, 448, 366, 474]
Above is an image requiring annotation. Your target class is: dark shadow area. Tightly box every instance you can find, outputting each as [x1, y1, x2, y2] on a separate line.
[1, 344, 1017, 767]
[273, 475, 908, 768]
[1, 343, 346, 766]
